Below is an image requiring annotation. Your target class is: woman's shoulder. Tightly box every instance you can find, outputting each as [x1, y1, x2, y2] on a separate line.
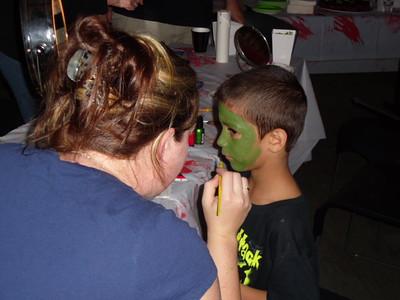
[0, 143, 54, 159]
[0, 142, 25, 154]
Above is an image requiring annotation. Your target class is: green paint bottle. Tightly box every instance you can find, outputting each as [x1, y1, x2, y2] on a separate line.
[195, 115, 204, 145]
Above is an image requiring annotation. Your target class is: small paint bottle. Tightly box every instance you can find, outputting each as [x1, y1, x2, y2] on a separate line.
[195, 115, 204, 145]
[188, 130, 195, 146]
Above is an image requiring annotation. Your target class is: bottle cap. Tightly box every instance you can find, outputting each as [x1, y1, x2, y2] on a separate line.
[196, 115, 204, 129]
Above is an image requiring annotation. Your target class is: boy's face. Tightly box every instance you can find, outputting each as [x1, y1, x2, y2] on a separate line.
[217, 102, 261, 172]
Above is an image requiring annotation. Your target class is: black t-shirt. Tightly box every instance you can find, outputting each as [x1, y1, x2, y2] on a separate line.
[237, 196, 320, 300]
[113, 0, 213, 28]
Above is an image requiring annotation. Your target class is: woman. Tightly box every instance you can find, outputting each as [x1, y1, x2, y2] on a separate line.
[0, 16, 250, 299]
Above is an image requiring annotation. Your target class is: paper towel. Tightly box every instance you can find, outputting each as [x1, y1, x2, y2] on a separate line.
[216, 10, 231, 63]
[213, 21, 242, 56]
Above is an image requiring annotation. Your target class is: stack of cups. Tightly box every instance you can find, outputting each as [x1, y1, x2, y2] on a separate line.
[216, 10, 231, 63]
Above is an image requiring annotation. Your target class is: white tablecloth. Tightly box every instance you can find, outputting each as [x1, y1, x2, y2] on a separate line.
[0, 50, 326, 234]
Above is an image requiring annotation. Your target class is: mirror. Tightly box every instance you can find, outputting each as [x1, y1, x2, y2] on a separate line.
[234, 26, 271, 71]
[19, 0, 68, 95]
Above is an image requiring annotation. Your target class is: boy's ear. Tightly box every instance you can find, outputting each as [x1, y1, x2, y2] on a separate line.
[262, 128, 287, 153]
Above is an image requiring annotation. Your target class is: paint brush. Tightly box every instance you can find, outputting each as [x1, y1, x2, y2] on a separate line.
[216, 161, 225, 216]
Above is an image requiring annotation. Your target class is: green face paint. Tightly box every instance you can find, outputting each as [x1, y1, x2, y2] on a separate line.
[217, 103, 261, 172]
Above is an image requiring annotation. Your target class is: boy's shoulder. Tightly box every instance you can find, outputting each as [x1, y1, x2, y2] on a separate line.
[265, 195, 307, 212]
[252, 195, 313, 241]
[253, 170, 302, 206]
[251, 195, 307, 218]
[249, 195, 311, 230]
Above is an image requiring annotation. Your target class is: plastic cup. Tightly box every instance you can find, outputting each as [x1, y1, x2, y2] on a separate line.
[191, 27, 210, 53]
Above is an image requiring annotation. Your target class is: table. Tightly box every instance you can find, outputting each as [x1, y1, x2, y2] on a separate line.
[0, 49, 326, 234]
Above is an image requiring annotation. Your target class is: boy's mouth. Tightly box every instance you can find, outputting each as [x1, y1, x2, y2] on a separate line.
[222, 151, 232, 161]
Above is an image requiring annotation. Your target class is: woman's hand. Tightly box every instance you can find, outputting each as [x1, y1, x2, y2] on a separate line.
[202, 170, 251, 239]
[107, 0, 143, 11]
[202, 170, 250, 300]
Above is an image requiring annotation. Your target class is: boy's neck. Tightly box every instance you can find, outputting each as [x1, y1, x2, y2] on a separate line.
[249, 157, 301, 205]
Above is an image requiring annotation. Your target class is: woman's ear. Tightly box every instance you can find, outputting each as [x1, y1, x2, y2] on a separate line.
[262, 128, 287, 153]
[157, 128, 176, 160]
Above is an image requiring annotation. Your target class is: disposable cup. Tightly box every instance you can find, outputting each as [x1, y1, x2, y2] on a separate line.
[192, 27, 210, 53]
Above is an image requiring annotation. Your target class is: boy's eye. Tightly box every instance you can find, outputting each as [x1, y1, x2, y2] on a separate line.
[228, 127, 237, 135]
[227, 127, 241, 139]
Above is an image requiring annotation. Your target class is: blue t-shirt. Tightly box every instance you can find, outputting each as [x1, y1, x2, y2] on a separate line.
[0, 143, 216, 299]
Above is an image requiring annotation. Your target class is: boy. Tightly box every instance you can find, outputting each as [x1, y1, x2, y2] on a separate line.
[214, 65, 319, 300]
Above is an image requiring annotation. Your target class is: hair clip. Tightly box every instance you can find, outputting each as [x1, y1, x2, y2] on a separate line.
[67, 49, 93, 82]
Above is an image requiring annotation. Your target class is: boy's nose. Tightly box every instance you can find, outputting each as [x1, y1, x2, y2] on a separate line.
[217, 132, 227, 147]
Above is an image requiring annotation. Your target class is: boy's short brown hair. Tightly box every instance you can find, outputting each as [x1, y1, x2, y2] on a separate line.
[214, 65, 307, 151]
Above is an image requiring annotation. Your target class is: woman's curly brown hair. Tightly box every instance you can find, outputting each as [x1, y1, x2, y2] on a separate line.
[29, 16, 199, 165]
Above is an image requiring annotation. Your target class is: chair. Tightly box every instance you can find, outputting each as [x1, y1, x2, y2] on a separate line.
[313, 64, 400, 268]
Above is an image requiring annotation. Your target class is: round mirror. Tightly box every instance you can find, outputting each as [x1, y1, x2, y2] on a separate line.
[234, 26, 271, 71]
[19, 0, 68, 95]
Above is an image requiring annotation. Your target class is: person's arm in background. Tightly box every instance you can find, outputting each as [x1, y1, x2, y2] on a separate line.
[202, 171, 251, 300]
[62, 0, 142, 25]
[226, 0, 245, 23]
[107, 0, 144, 22]
[107, 0, 143, 11]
